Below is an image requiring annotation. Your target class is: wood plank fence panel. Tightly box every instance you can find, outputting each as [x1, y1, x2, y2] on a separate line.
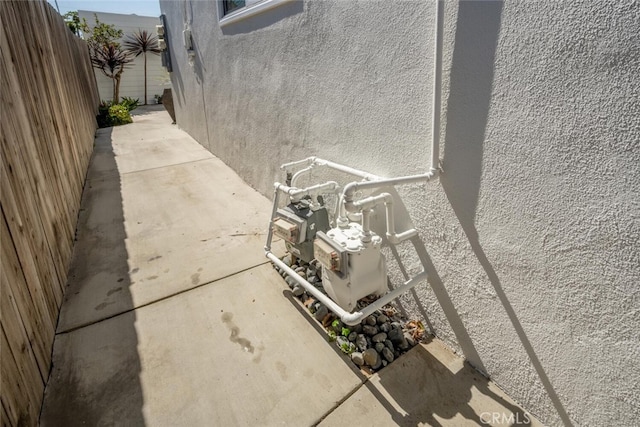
[0, 1, 99, 425]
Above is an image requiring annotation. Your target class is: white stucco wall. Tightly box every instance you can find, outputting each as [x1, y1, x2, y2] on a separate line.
[160, 1, 640, 425]
[79, 10, 170, 104]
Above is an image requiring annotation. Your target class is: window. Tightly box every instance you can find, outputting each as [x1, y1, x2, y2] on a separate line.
[223, 0, 245, 15]
[218, 0, 292, 26]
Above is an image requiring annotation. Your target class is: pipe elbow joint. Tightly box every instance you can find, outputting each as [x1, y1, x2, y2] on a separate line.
[341, 311, 365, 326]
[343, 182, 359, 201]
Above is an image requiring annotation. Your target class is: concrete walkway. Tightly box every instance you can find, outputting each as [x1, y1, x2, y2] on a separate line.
[40, 106, 542, 426]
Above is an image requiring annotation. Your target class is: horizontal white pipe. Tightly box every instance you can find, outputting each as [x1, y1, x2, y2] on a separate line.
[312, 158, 382, 181]
[280, 157, 316, 171]
[350, 192, 418, 245]
[387, 229, 418, 245]
[343, 171, 439, 203]
[275, 181, 339, 202]
[267, 251, 427, 326]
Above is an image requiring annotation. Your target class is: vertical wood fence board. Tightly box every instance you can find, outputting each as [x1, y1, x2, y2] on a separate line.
[0, 72, 64, 319]
[0, 277, 46, 397]
[0, 166, 57, 337]
[2, 210, 50, 379]
[0, 1, 99, 424]
[1, 328, 40, 426]
[3, 4, 75, 280]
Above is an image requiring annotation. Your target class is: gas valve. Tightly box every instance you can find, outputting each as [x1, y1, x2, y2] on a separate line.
[272, 199, 330, 263]
[314, 223, 387, 312]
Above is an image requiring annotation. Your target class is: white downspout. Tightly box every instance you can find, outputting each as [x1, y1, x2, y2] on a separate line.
[431, 0, 444, 175]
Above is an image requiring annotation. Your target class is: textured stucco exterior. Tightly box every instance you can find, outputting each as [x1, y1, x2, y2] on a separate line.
[159, 1, 640, 425]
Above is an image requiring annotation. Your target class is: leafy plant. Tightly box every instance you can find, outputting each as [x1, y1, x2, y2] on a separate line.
[340, 341, 355, 354]
[341, 327, 351, 337]
[108, 104, 133, 126]
[123, 30, 161, 105]
[63, 11, 85, 36]
[120, 97, 140, 112]
[327, 330, 337, 342]
[97, 101, 111, 127]
[96, 100, 133, 128]
[91, 44, 133, 103]
[83, 15, 131, 103]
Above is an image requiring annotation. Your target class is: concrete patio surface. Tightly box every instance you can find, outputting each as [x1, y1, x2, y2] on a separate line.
[40, 106, 542, 426]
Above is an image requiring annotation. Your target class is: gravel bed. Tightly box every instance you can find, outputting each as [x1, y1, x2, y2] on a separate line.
[273, 254, 426, 373]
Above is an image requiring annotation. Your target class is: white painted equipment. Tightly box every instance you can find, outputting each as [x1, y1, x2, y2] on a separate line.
[314, 223, 387, 312]
[264, 0, 445, 325]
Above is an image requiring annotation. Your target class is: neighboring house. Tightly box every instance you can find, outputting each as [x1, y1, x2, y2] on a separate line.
[78, 10, 169, 104]
[159, 1, 639, 426]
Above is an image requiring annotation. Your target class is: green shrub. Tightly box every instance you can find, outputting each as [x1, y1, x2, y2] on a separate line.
[96, 100, 133, 127]
[108, 104, 133, 125]
[120, 97, 140, 112]
[97, 100, 112, 127]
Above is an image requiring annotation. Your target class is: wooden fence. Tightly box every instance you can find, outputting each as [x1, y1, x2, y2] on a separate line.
[1, 1, 99, 424]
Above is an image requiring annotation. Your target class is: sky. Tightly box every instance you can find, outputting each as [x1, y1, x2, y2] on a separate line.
[47, 0, 161, 17]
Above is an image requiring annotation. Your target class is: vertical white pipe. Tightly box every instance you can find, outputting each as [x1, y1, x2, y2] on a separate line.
[431, 0, 444, 172]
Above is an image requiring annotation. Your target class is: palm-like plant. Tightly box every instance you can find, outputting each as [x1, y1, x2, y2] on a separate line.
[123, 30, 161, 105]
[91, 44, 133, 103]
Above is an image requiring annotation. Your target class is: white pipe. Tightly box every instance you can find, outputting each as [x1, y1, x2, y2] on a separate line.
[275, 181, 339, 203]
[352, 192, 419, 244]
[264, 187, 281, 252]
[431, 0, 444, 173]
[342, 172, 438, 205]
[291, 165, 313, 187]
[280, 157, 316, 172]
[267, 251, 427, 326]
[281, 157, 382, 181]
[312, 158, 382, 181]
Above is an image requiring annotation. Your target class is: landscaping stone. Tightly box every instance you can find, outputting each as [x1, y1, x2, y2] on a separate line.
[282, 255, 292, 267]
[363, 348, 380, 368]
[314, 305, 328, 321]
[274, 254, 427, 373]
[351, 352, 365, 366]
[372, 333, 387, 343]
[377, 314, 389, 324]
[362, 325, 378, 336]
[382, 347, 394, 362]
[388, 327, 404, 345]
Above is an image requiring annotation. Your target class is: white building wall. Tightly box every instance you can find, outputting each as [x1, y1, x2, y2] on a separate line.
[160, 1, 640, 425]
[79, 10, 170, 104]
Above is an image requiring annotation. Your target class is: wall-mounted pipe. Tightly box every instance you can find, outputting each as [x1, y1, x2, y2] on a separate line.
[290, 165, 314, 187]
[351, 192, 419, 244]
[265, 0, 444, 325]
[281, 156, 383, 182]
[431, 0, 444, 174]
[275, 181, 339, 203]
